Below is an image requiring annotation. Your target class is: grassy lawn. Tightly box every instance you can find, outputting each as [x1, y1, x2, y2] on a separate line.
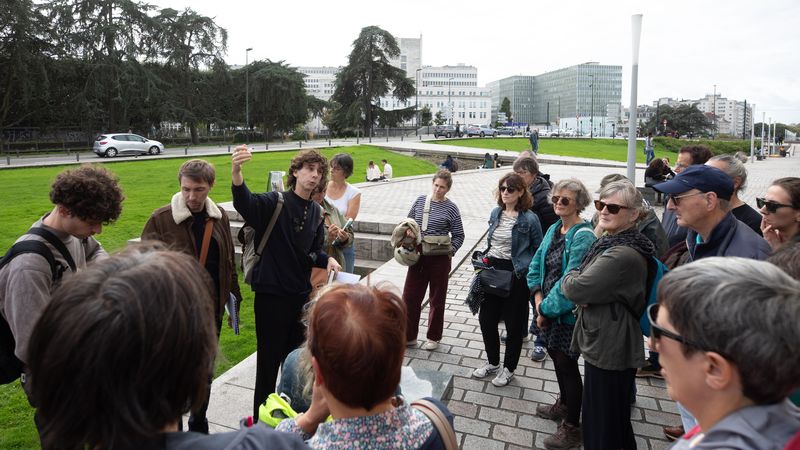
[431, 137, 672, 164]
[0, 145, 437, 449]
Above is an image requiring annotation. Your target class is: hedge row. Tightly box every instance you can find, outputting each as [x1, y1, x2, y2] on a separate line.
[654, 137, 758, 156]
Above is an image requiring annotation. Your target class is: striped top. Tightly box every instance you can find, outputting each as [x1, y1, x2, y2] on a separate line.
[407, 195, 465, 252]
[486, 213, 515, 260]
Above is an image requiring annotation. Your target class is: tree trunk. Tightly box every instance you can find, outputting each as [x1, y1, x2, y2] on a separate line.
[190, 123, 199, 145]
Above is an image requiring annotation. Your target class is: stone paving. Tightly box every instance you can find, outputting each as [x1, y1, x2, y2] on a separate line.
[205, 147, 800, 449]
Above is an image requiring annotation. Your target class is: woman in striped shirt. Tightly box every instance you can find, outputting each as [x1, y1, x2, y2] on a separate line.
[403, 169, 465, 351]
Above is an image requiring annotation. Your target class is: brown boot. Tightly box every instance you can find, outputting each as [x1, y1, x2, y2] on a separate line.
[535, 399, 568, 421]
[663, 424, 685, 441]
[544, 420, 582, 450]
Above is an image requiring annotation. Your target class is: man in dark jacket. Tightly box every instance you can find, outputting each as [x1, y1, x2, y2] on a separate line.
[231, 146, 341, 419]
[512, 156, 555, 361]
[142, 159, 242, 433]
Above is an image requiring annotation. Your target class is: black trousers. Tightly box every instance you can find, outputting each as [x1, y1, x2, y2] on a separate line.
[582, 362, 637, 450]
[550, 348, 583, 427]
[253, 293, 307, 419]
[477, 260, 529, 372]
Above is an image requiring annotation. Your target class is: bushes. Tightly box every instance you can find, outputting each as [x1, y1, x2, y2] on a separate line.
[654, 137, 758, 156]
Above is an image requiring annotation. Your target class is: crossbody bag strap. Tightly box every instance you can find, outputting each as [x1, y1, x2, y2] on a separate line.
[255, 192, 284, 258]
[411, 399, 458, 450]
[26, 227, 77, 272]
[198, 219, 214, 266]
[422, 195, 431, 232]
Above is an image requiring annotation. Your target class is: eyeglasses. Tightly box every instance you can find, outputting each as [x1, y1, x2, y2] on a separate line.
[756, 197, 794, 213]
[594, 200, 629, 214]
[668, 191, 706, 206]
[551, 196, 573, 206]
[499, 186, 517, 193]
[647, 304, 712, 351]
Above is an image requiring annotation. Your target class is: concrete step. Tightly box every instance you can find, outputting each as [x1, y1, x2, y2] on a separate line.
[354, 232, 393, 261]
[354, 258, 385, 277]
[352, 220, 395, 235]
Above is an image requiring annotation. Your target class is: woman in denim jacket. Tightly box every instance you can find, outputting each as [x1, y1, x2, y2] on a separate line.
[472, 173, 542, 387]
[527, 178, 595, 449]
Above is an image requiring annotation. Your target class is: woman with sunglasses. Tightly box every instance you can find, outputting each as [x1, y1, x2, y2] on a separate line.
[526, 178, 595, 449]
[472, 173, 542, 387]
[759, 177, 800, 251]
[561, 180, 656, 450]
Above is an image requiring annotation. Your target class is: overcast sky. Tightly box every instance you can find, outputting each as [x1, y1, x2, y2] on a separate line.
[152, 0, 799, 124]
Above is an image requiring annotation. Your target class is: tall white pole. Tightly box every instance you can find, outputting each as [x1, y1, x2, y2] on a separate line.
[761, 112, 766, 154]
[749, 105, 756, 163]
[626, 14, 643, 182]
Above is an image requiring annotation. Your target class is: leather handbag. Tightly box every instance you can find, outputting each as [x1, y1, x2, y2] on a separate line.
[421, 235, 452, 256]
[479, 267, 514, 298]
[411, 399, 458, 450]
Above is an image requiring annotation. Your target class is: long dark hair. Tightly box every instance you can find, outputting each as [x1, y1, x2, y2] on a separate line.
[496, 173, 533, 211]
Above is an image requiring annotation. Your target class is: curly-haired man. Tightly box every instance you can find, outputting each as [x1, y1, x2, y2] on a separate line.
[231, 146, 341, 419]
[0, 164, 124, 441]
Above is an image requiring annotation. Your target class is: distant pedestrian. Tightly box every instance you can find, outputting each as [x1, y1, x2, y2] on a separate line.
[529, 129, 539, 154]
[645, 133, 655, 165]
[482, 153, 493, 169]
[381, 159, 392, 180]
[455, 121, 462, 138]
[441, 154, 456, 172]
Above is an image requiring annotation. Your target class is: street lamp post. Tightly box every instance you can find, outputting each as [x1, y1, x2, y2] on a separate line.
[448, 77, 454, 125]
[416, 68, 422, 135]
[245, 47, 253, 144]
[712, 84, 717, 139]
[589, 74, 595, 138]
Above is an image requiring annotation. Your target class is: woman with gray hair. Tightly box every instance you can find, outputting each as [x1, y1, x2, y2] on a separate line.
[527, 178, 595, 449]
[706, 154, 762, 235]
[651, 257, 800, 449]
[561, 181, 657, 450]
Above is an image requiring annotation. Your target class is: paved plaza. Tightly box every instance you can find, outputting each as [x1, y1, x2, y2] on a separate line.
[206, 146, 799, 449]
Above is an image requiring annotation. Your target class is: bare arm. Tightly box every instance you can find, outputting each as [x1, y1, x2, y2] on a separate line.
[345, 192, 361, 220]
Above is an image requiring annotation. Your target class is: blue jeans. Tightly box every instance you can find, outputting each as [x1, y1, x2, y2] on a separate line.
[645, 149, 655, 165]
[342, 244, 355, 273]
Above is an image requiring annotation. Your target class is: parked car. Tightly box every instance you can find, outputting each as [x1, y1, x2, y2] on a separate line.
[433, 125, 462, 138]
[466, 125, 497, 137]
[93, 133, 165, 157]
[496, 126, 517, 136]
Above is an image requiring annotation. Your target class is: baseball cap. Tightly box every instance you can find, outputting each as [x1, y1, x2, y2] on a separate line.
[652, 165, 733, 201]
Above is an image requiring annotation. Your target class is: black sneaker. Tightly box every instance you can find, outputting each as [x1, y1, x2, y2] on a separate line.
[636, 363, 663, 379]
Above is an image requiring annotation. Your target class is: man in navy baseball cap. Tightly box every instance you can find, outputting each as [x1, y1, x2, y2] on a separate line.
[653, 164, 769, 261]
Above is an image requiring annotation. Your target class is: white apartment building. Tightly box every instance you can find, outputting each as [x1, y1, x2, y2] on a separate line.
[298, 66, 339, 101]
[416, 64, 491, 125]
[695, 94, 752, 137]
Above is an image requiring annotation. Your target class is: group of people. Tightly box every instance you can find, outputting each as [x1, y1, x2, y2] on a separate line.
[1, 141, 798, 449]
[365, 159, 392, 182]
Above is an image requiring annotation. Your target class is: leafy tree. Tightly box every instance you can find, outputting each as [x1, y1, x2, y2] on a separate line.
[500, 97, 512, 123]
[248, 60, 308, 141]
[434, 110, 446, 126]
[643, 104, 711, 138]
[754, 122, 798, 141]
[329, 26, 415, 135]
[420, 106, 432, 126]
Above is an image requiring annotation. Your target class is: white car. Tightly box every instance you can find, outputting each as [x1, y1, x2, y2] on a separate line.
[93, 133, 165, 158]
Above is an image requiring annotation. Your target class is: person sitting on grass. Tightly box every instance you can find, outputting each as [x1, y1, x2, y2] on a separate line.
[366, 160, 382, 181]
[25, 244, 307, 450]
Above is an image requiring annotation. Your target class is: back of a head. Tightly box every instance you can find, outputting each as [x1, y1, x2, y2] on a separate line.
[658, 257, 800, 404]
[679, 145, 713, 165]
[27, 244, 218, 449]
[512, 156, 539, 176]
[768, 242, 800, 279]
[308, 284, 406, 411]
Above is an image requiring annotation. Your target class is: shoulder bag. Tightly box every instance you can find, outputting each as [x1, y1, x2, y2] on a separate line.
[420, 195, 452, 256]
[411, 399, 458, 450]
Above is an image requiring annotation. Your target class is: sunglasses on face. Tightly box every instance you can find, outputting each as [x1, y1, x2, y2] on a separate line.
[499, 186, 518, 193]
[756, 197, 794, 213]
[594, 200, 629, 214]
[551, 195, 572, 206]
[647, 304, 724, 356]
[668, 191, 705, 206]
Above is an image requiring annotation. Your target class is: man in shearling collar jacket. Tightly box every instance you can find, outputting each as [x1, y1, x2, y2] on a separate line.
[141, 159, 242, 434]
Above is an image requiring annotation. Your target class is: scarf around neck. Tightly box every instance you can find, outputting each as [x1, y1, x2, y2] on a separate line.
[578, 227, 655, 271]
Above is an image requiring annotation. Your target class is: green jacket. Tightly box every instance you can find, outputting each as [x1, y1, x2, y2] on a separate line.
[527, 220, 596, 325]
[562, 246, 648, 370]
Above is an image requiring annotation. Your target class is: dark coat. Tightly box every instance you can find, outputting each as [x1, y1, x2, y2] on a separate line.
[529, 176, 558, 233]
[686, 212, 771, 261]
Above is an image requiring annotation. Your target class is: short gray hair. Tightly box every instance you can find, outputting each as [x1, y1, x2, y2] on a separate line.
[709, 154, 748, 193]
[598, 180, 645, 221]
[658, 257, 800, 404]
[552, 178, 592, 213]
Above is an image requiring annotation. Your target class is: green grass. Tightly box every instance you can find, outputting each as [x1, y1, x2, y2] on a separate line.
[432, 137, 671, 163]
[0, 145, 437, 449]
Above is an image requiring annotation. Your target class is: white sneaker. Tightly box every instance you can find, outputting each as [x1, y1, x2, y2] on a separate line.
[472, 363, 500, 378]
[421, 340, 439, 351]
[406, 340, 418, 348]
[491, 367, 514, 387]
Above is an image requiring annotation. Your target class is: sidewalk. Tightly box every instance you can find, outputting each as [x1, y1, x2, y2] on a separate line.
[205, 150, 800, 448]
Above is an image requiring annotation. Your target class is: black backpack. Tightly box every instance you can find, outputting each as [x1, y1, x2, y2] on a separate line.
[0, 228, 75, 384]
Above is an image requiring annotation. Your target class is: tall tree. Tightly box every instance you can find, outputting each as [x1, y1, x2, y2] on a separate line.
[643, 104, 712, 138]
[248, 60, 309, 141]
[329, 26, 415, 135]
[500, 97, 512, 123]
[153, 7, 226, 144]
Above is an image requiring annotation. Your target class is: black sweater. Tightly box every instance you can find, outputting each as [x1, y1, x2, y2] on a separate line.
[232, 182, 328, 297]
